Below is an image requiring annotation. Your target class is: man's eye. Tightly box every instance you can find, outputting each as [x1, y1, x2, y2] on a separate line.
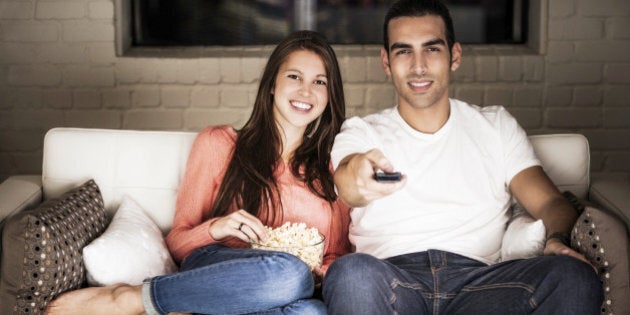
[395, 49, 411, 55]
[427, 47, 440, 52]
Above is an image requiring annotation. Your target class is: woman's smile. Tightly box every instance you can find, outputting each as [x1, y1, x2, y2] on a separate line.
[290, 100, 314, 112]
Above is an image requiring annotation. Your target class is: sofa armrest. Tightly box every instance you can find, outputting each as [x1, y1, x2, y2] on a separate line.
[572, 205, 630, 315]
[589, 176, 630, 234]
[0, 175, 43, 224]
[0, 175, 43, 260]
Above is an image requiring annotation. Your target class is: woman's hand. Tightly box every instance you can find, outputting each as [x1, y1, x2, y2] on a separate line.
[312, 266, 325, 289]
[208, 209, 268, 243]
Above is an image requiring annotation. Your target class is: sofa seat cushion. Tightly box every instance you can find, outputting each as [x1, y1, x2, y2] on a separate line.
[0, 179, 108, 315]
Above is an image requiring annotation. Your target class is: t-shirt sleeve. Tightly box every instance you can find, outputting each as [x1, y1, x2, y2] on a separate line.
[331, 116, 378, 170]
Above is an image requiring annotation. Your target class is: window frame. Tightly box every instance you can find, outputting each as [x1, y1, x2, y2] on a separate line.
[114, 0, 548, 57]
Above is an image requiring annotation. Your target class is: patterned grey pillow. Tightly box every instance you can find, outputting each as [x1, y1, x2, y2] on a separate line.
[0, 179, 109, 315]
[572, 206, 630, 315]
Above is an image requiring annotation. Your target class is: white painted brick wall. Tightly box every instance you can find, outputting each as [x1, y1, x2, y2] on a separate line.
[89, 1, 114, 20]
[0, 0, 629, 180]
[36, 2, 86, 20]
[65, 110, 122, 129]
[132, 88, 160, 108]
[0, 2, 34, 19]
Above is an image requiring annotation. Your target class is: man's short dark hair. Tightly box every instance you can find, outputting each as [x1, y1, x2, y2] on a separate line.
[383, 0, 456, 54]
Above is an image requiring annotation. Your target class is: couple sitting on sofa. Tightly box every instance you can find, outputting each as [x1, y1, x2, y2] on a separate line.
[45, 1, 602, 314]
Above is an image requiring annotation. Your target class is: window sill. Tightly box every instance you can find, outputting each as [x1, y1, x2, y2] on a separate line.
[120, 43, 540, 59]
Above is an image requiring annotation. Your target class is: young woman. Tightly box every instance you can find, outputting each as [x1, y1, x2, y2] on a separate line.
[45, 30, 350, 315]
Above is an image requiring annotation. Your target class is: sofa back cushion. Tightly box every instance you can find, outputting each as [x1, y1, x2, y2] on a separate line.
[41, 128, 590, 234]
[528, 134, 590, 199]
[42, 128, 197, 233]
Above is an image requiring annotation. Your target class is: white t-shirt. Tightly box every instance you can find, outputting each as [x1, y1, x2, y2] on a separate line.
[331, 99, 540, 264]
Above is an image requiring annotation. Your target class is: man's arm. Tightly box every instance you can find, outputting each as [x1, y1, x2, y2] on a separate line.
[334, 149, 406, 207]
[509, 166, 591, 265]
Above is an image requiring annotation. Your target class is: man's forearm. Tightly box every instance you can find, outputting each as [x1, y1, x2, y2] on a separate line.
[539, 195, 578, 243]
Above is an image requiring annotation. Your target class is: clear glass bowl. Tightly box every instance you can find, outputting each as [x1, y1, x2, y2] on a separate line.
[251, 234, 325, 270]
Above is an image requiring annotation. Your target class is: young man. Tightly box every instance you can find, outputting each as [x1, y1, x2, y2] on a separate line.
[322, 0, 603, 314]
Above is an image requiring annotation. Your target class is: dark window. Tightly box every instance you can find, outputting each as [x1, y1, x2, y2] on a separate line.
[131, 0, 527, 46]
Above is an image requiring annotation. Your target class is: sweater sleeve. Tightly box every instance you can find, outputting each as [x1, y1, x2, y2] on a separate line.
[320, 199, 352, 274]
[165, 126, 235, 264]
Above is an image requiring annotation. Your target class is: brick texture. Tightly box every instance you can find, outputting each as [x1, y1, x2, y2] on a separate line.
[0, 0, 629, 181]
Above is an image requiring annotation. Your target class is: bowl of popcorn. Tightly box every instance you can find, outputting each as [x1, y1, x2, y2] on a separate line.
[250, 222, 325, 270]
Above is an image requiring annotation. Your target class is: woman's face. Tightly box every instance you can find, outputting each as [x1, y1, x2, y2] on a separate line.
[272, 49, 329, 137]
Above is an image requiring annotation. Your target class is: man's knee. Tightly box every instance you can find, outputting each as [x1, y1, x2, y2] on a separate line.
[323, 253, 388, 296]
[541, 255, 603, 306]
[547, 256, 600, 288]
[325, 253, 383, 282]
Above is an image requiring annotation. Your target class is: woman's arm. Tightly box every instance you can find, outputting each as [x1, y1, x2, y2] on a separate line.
[165, 126, 234, 264]
[320, 200, 352, 274]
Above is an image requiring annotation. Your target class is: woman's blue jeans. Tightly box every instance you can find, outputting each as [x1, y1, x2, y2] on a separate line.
[323, 250, 603, 315]
[142, 244, 326, 315]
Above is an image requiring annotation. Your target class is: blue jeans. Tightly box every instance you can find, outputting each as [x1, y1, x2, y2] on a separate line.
[142, 244, 326, 315]
[323, 250, 603, 315]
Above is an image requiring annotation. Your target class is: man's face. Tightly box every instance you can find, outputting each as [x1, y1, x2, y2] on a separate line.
[381, 15, 461, 112]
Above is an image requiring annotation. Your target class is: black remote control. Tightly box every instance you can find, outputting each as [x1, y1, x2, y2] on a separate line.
[373, 171, 402, 182]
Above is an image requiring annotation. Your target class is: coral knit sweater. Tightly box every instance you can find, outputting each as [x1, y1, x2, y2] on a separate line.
[165, 125, 351, 273]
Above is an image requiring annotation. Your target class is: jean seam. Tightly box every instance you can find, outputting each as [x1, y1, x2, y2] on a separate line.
[460, 282, 535, 294]
[391, 278, 424, 291]
[142, 280, 163, 315]
[432, 266, 438, 315]
[430, 251, 448, 315]
[390, 278, 428, 315]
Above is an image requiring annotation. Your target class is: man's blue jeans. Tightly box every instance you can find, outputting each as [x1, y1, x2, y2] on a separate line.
[323, 250, 603, 315]
[142, 244, 325, 315]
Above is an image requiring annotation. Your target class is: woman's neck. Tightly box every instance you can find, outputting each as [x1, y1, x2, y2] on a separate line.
[280, 129, 303, 163]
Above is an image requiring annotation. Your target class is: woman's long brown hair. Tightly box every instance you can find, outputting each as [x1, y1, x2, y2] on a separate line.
[208, 31, 345, 225]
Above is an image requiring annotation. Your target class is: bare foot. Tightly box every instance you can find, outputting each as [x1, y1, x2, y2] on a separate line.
[45, 283, 144, 315]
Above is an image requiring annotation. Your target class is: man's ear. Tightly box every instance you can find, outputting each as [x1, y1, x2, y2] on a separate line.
[450, 42, 462, 71]
[381, 47, 392, 76]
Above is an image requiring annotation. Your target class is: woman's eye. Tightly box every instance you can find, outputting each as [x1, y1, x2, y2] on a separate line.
[287, 74, 300, 80]
[315, 80, 327, 86]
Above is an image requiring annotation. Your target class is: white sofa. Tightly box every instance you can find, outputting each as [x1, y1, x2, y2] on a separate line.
[1, 127, 629, 314]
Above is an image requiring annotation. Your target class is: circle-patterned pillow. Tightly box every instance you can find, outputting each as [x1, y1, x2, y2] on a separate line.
[572, 206, 628, 315]
[0, 179, 109, 315]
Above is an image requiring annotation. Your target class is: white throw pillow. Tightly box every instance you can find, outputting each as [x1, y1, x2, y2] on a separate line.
[500, 203, 546, 261]
[83, 195, 177, 286]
